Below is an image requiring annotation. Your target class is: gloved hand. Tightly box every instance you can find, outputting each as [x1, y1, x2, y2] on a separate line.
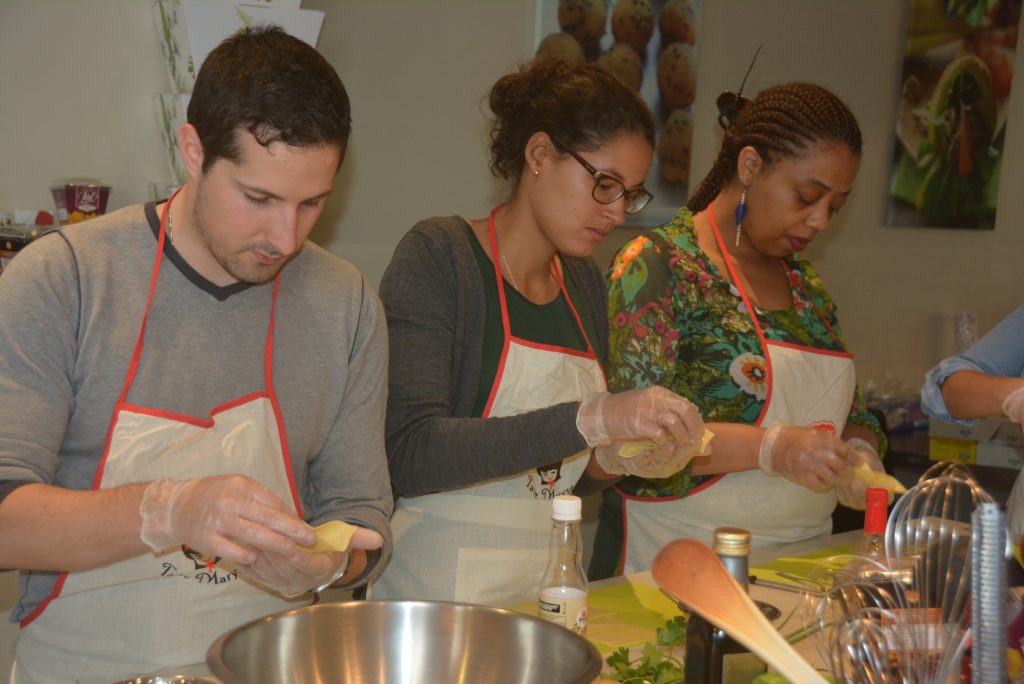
[1003, 385, 1024, 423]
[237, 526, 384, 598]
[576, 387, 704, 453]
[835, 438, 885, 509]
[139, 475, 315, 566]
[240, 549, 348, 598]
[757, 423, 847, 492]
[594, 435, 712, 479]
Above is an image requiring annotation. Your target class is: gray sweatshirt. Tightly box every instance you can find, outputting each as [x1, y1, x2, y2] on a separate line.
[0, 203, 394, 619]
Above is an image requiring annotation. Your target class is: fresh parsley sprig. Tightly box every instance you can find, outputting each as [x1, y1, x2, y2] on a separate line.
[603, 616, 687, 683]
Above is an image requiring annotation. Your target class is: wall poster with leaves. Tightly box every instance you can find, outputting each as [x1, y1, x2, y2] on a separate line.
[886, 0, 1020, 229]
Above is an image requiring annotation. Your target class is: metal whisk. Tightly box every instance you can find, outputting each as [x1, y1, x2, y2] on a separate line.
[800, 464, 999, 683]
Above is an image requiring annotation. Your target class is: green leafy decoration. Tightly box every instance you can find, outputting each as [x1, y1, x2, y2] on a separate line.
[603, 616, 687, 683]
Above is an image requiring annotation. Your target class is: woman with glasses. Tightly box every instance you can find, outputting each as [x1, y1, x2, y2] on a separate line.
[590, 82, 888, 579]
[369, 59, 705, 606]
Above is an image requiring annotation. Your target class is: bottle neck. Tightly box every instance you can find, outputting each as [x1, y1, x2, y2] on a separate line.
[549, 518, 583, 555]
[541, 517, 587, 591]
[864, 501, 887, 535]
[719, 553, 749, 592]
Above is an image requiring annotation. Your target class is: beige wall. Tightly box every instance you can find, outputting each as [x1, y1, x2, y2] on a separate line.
[1, 0, 1022, 390]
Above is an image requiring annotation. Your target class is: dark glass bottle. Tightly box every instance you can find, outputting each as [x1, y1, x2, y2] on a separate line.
[684, 527, 767, 684]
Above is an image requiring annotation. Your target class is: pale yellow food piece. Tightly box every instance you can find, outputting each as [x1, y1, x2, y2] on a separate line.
[851, 463, 907, 494]
[618, 440, 657, 458]
[301, 520, 357, 554]
[618, 428, 715, 458]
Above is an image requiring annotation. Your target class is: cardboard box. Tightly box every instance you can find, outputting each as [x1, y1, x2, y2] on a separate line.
[928, 416, 1024, 469]
[928, 416, 1023, 447]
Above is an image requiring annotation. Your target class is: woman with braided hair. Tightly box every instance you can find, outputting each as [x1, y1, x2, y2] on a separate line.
[590, 82, 888, 578]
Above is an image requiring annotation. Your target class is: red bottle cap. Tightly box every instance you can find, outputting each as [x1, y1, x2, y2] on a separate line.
[864, 487, 888, 534]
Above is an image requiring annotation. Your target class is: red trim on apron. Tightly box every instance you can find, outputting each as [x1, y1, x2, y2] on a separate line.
[616, 209, 848, 511]
[613, 475, 722, 574]
[707, 207, 849, 426]
[616, 211, 858, 573]
[708, 208, 776, 426]
[764, 339, 852, 358]
[480, 206, 603, 417]
[115, 391, 271, 426]
[22, 191, 297, 627]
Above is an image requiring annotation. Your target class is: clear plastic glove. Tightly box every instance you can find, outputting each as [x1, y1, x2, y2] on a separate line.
[237, 526, 384, 598]
[757, 423, 847, 491]
[835, 438, 885, 510]
[594, 435, 711, 479]
[576, 387, 704, 453]
[1003, 385, 1024, 423]
[139, 475, 315, 566]
[239, 549, 348, 598]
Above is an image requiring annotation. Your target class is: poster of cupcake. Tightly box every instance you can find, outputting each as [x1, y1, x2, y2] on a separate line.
[535, 0, 703, 227]
[885, 0, 1020, 229]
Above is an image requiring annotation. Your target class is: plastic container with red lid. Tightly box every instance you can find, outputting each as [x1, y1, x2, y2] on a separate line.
[50, 178, 111, 225]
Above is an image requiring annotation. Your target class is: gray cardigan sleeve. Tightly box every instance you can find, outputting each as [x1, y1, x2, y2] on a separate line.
[379, 218, 606, 498]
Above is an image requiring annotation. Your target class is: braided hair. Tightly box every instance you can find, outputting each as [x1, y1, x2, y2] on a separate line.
[687, 82, 861, 212]
[487, 59, 655, 183]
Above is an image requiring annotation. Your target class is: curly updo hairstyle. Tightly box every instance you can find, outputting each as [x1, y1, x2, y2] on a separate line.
[487, 60, 655, 184]
[688, 82, 861, 212]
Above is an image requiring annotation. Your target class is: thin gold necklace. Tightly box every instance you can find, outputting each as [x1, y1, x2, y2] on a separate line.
[501, 253, 519, 291]
[166, 204, 176, 246]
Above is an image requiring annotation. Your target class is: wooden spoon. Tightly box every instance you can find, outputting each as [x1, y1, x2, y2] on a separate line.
[651, 538, 826, 683]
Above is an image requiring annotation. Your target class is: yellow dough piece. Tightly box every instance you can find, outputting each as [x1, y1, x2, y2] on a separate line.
[851, 463, 908, 494]
[302, 520, 357, 554]
[618, 428, 715, 458]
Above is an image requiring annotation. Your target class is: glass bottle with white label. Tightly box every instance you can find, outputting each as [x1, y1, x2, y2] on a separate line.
[684, 527, 767, 684]
[537, 495, 588, 635]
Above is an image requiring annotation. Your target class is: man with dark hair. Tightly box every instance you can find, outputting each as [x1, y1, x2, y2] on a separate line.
[0, 26, 392, 682]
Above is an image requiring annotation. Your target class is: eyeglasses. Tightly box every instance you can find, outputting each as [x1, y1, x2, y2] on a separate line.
[550, 135, 653, 214]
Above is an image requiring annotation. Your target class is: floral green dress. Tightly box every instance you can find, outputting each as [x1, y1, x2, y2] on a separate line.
[607, 208, 884, 500]
[589, 208, 885, 578]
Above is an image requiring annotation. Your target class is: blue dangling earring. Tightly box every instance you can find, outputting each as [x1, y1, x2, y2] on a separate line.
[734, 187, 747, 248]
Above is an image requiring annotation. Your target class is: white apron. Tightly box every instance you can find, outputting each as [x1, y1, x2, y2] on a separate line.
[618, 209, 856, 574]
[12, 196, 304, 684]
[370, 208, 605, 606]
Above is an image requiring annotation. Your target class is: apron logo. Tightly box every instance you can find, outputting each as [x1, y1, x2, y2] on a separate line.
[183, 545, 220, 572]
[158, 546, 239, 585]
[526, 462, 570, 499]
[808, 420, 837, 435]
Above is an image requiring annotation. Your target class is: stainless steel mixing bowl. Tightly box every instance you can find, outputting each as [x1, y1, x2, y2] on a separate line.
[207, 599, 602, 683]
[113, 678, 214, 684]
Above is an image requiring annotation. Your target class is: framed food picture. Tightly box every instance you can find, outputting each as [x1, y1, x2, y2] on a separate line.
[534, 0, 703, 227]
[885, 0, 1020, 229]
